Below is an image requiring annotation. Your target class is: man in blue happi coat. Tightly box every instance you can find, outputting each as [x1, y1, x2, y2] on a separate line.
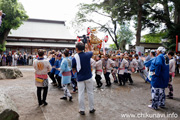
[148, 47, 169, 110]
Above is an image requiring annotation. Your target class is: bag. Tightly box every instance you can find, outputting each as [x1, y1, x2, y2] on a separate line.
[35, 78, 44, 83]
[43, 79, 48, 87]
[35, 78, 48, 87]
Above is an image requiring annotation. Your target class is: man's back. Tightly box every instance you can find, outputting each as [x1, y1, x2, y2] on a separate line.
[72, 52, 93, 81]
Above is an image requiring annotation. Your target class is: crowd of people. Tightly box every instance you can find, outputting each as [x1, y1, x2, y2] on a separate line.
[0, 51, 47, 66]
[33, 41, 177, 115]
[33, 42, 95, 115]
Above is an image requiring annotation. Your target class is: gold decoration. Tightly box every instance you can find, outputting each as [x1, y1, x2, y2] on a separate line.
[89, 29, 103, 55]
[37, 62, 44, 70]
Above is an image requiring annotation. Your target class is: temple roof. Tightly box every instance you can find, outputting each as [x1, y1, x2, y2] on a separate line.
[8, 18, 75, 40]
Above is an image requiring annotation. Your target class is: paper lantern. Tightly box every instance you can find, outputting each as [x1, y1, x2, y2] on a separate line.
[87, 27, 91, 35]
[77, 36, 81, 42]
[104, 35, 108, 42]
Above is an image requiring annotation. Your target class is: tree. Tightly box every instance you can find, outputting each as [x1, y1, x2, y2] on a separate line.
[102, 0, 152, 46]
[110, 24, 134, 50]
[74, 0, 152, 49]
[75, 0, 180, 50]
[73, 2, 120, 49]
[145, 0, 180, 50]
[0, 0, 28, 51]
[141, 32, 167, 43]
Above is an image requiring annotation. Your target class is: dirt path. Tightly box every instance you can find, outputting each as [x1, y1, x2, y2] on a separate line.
[0, 66, 180, 120]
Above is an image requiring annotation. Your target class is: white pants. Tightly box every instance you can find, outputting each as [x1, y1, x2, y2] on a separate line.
[77, 78, 94, 111]
[14, 60, 17, 66]
[63, 84, 71, 97]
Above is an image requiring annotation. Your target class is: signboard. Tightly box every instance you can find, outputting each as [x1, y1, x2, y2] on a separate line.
[136, 46, 144, 55]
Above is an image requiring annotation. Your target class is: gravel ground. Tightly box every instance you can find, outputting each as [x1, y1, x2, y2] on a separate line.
[0, 66, 180, 120]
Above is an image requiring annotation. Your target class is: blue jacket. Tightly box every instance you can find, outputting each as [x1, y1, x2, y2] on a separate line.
[150, 54, 169, 88]
[144, 57, 156, 68]
[144, 57, 156, 83]
[55, 58, 63, 75]
[49, 57, 56, 73]
[60, 57, 72, 84]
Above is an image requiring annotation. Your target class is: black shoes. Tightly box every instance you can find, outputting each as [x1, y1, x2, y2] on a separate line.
[60, 97, 67, 100]
[79, 111, 85, 115]
[39, 101, 48, 106]
[43, 101, 48, 106]
[114, 80, 118, 83]
[60, 96, 73, 101]
[39, 102, 43, 106]
[89, 109, 96, 113]
[79, 109, 96, 115]
[166, 95, 173, 99]
[69, 96, 73, 101]
[105, 84, 111, 87]
[96, 83, 103, 88]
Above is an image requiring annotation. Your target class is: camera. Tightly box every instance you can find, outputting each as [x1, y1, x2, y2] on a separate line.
[77, 35, 89, 44]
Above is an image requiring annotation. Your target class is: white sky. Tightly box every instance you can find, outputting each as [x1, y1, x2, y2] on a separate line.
[18, 0, 149, 46]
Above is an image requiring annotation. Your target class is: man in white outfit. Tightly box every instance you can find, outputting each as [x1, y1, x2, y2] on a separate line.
[72, 42, 95, 115]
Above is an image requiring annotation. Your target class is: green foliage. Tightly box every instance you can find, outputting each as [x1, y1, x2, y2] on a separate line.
[141, 32, 167, 43]
[0, 0, 28, 51]
[109, 44, 117, 50]
[101, 0, 137, 22]
[163, 25, 180, 51]
[110, 23, 134, 50]
[106, 0, 180, 50]
[0, 0, 28, 32]
[0, 41, 6, 51]
[74, 0, 180, 50]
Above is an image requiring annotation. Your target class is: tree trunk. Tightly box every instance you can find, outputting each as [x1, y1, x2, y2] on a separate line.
[136, 0, 143, 46]
[174, 1, 180, 24]
[0, 29, 10, 45]
[163, 0, 172, 30]
[114, 40, 119, 50]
